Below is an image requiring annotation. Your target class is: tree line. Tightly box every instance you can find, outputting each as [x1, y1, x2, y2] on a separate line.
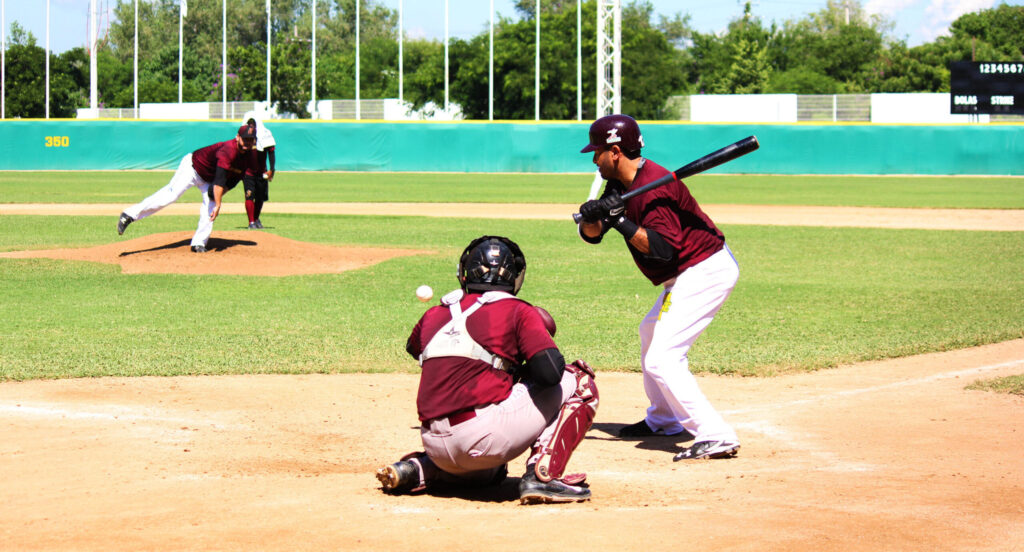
[3, 0, 1022, 120]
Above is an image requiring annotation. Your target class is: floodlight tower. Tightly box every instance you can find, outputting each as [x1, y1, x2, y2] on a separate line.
[596, 0, 621, 117]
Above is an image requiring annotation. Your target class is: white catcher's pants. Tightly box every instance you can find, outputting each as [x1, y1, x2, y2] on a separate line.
[639, 244, 739, 442]
[122, 153, 216, 248]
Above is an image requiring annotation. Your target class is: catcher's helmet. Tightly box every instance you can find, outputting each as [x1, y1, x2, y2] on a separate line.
[458, 236, 526, 295]
[580, 114, 644, 153]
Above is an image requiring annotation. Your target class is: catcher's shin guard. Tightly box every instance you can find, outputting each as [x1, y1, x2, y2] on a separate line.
[534, 360, 599, 482]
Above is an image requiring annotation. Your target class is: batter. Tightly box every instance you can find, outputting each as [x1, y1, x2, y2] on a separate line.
[576, 114, 740, 461]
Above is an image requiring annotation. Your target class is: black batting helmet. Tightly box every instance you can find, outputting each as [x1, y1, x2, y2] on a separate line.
[580, 114, 644, 154]
[457, 236, 526, 295]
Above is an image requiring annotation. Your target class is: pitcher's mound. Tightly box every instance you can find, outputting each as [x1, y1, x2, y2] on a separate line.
[0, 231, 434, 276]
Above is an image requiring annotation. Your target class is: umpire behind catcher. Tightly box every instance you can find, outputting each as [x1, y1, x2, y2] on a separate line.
[577, 114, 741, 462]
[376, 236, 599, 504]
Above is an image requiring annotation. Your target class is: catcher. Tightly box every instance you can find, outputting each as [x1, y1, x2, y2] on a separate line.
[375, 235, 599, 504]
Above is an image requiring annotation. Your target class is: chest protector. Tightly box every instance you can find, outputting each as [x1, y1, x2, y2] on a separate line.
[419, 289, 516, 372]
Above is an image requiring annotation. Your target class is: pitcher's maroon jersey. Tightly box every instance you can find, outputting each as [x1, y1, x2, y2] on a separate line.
[191, 139, 256, 185]
[407, 293, 556, 422]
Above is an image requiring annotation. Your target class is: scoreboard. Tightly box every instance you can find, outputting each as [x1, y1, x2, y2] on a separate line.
[949, 61, 1024, 115]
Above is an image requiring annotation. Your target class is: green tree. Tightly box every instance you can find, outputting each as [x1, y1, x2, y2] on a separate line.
[2, 22, 89, 117]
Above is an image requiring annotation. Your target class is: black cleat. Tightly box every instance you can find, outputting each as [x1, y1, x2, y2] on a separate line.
[519, 468, 591, 504]
[618, 419, 695, 439]
[117, 212, 134, 235]
[190, 245, 207, 253]
[376, 460, 423, 494]
[673, 440, 740, 461]
[618, 419, 660, 437]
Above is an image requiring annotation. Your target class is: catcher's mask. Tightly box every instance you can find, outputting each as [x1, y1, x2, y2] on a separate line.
[457, 236, 526, 295]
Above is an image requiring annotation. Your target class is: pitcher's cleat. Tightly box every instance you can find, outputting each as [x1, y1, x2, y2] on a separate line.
[117, 212, 134, 235]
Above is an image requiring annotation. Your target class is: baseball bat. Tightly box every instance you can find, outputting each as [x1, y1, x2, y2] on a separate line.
[572, 135, 760, 223]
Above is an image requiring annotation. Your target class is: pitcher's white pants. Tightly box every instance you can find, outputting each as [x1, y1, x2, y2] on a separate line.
[122, 153, 216, 248]
[639, 244, 739, 442]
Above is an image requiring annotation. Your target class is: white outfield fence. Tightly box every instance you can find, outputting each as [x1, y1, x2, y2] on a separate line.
[79, 93, 1023, 124]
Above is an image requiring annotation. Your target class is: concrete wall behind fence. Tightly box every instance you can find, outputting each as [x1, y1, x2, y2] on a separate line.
[2, 120, 1022, 175]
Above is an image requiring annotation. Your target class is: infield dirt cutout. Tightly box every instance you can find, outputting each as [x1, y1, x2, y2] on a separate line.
[1, 204, 1022, 550]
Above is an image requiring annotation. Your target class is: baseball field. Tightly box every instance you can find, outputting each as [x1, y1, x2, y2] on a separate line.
[1, 171, 1022, 550]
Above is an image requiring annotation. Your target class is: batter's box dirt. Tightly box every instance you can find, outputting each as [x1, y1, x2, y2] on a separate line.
[0, 231, 434, 276]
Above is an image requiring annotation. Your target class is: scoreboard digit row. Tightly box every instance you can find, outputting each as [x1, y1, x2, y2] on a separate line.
[950, 61, 1024, 115]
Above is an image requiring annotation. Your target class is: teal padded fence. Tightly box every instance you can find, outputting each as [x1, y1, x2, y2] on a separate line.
[1, 119, 1021, 175]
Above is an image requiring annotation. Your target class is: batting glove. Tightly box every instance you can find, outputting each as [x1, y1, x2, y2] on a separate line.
[578, 199, 605, 223]
[599, 193, 625, 217]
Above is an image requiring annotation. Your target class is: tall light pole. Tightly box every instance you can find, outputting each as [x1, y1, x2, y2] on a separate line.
[133, 0, 138, 117]
[178, 0, 184, 103]
[222, 0, 226, 113]
[311, 0, 317, 118]
[443, 0, 449, 114]
[2, 0, 6, 119]
[488, 0, 493, 121]
[355, 0, 360, 119]
[89, 0, 97, 112]
[45, 0, 50, 118]
[534, 0, 540, 121]
[266, 0, 271, 106]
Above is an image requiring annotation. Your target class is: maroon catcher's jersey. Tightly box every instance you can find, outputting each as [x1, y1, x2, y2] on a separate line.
[406, 292, 557, 422]
[191, 139, 257, 185]
[605, 158, 725, 285]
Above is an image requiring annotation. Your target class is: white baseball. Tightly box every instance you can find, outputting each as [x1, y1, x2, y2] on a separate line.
[416, 285, 433, 302]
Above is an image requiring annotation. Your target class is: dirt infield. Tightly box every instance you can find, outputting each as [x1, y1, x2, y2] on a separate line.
[0, 231, 430, 276]
[1, 341, 1022, 551]
[1, 203, 1022, 550]
[2, 202, 1023, 231]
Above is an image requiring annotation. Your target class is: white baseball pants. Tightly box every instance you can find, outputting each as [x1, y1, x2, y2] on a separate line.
[638, 244, 739, 442]
[123, 153, 216, 248]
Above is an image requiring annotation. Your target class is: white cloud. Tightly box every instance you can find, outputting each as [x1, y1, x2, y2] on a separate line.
[922, 0, 996, 41]
[865, 0, 921, 17]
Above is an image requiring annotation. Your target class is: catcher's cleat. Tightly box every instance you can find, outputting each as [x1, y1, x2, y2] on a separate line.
[673, 439, 740, 461]
[519, 468, 591, 504]
[376, 460, 423, 494]
[117, 212, 134, 235]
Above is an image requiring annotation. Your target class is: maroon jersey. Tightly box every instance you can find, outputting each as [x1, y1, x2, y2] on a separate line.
[406, 293, 557, 422]
[607, 158, 725, 285]
[191, 139, 256, 186]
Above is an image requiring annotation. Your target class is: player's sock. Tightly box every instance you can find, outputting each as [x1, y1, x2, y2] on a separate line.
[254, 201, 264, 221]
[245, 200, 256, 223]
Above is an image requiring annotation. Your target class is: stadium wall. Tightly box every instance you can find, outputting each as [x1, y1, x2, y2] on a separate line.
[2, 119, 1021, 175]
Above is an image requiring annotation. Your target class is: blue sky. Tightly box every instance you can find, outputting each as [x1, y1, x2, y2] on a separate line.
[4, 0, 1021, 53]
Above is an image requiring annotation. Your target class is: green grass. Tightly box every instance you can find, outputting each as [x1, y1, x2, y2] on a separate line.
[966, 375, 1024, 396]
[2, 213, 1022, 380]
[2, 171, 1023, 208]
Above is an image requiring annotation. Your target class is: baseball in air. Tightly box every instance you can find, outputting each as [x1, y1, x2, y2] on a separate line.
[416, 285, 434, 302]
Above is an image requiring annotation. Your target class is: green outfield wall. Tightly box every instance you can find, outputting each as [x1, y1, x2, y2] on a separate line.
[1, 120, 1021, 175]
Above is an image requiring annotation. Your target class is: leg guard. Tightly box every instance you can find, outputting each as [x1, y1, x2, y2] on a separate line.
[533, 360, 599, 482]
